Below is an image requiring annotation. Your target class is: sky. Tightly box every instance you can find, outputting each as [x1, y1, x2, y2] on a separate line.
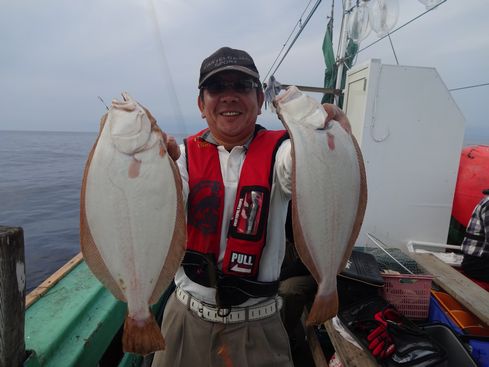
[1, 0, 488, 142]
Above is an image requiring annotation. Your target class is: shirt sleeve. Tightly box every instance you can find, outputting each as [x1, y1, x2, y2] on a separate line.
[274, 139, 292, 196]
[175, 143, 189, 207]
[483, 202, 489, 248]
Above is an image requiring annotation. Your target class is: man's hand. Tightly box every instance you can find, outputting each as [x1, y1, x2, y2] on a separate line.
[322, 103, 352, 134]
[161, 132, 181, 161]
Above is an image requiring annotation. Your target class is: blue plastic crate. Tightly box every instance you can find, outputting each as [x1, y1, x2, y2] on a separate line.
[429, 295, 489, 367]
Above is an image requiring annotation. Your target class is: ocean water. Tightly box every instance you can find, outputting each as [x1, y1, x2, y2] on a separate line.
[0, 130, 185, 292]
[0, 129, 486, 293]
[0, 131, 96, 292]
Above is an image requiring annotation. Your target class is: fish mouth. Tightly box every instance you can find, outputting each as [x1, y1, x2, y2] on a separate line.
[109, 108, 153, 154]
[111, 120, 147, 138]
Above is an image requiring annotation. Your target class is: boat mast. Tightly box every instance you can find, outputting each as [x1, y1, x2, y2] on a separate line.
[334, 0, 351, 105]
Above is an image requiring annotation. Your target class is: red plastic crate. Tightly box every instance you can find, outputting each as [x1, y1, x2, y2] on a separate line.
[381, 273, 434, 319]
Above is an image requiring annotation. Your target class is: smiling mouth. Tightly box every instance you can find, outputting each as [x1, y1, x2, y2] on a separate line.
[221, 111, 241, 116]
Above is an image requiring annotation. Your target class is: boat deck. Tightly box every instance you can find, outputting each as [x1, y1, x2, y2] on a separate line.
[322, 252, 489, 367]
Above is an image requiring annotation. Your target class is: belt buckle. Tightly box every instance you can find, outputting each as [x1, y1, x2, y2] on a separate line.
[217, 307, 231, 318]
[197, 304, 205, 318]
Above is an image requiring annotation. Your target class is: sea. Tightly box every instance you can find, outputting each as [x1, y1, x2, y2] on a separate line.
[0, 130, 186, 292]
[0, 129, 487, 293]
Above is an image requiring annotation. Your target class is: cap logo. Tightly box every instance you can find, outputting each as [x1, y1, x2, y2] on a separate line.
[199, 47, 259, 87]
[203, 55, 252, 72]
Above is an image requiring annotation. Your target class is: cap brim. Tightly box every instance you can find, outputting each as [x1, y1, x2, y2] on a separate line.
[199, 65, 260, 88]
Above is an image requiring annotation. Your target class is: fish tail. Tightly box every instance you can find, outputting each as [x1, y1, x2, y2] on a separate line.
[306, 291, 339, 326]
[122, 314, 165, 355]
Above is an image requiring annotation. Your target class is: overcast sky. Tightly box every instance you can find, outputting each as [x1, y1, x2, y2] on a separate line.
[1, 0, 488, 139]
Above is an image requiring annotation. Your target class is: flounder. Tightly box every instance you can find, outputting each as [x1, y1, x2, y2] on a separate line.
[80, 92, 186, 355]
[274, 86, 367, 325]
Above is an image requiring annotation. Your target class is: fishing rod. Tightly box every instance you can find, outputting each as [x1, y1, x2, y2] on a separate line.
[97, 96, 109, 111]
[367, 233, 414, 275]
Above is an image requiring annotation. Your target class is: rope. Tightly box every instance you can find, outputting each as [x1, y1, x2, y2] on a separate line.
[347, 0, 448, 62]
[387, 34, 399, 65]
[449, 82, 489, 92]
[263, 0, 314, 83]
[263, 0, 323, 83]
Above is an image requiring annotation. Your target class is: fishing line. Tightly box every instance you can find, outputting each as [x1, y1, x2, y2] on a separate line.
[263, 0, 323, 83]
[147, 0, 188, 136]
[262, 0, 315, 83]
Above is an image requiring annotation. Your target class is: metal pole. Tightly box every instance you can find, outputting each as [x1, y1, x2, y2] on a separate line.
[334, 0, 351, 105]
[0, 226, 26, 367]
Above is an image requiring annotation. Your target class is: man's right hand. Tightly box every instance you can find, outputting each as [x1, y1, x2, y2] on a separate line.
[162, 132, 181, 161]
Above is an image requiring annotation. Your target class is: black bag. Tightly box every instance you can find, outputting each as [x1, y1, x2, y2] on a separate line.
[338, 296, 447, 367]
[337, 250, 384, 308]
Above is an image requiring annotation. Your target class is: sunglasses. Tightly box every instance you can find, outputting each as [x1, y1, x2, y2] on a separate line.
[201, 79, 260, 94]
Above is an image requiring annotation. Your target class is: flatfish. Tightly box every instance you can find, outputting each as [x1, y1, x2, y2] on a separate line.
[80, 92, 186, 355]
[274, 86, 367, 325]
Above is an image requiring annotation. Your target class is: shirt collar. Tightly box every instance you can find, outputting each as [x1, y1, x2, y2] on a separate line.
[199, 124, 266, 150]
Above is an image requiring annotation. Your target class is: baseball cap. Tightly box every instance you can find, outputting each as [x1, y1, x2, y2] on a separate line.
[198, 47, 260, 88]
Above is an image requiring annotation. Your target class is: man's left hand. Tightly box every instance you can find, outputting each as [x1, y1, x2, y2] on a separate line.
[322, 103, 352, 134]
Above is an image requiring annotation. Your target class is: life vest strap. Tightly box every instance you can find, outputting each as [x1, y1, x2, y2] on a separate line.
[182, 250, 279, 307]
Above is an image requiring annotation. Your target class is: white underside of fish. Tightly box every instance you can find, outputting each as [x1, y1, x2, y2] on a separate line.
[274, 86, 367, 324]
[80, 92, 185, 354]
[86, 129, 173, 314]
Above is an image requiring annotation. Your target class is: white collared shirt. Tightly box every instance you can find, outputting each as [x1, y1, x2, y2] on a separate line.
[173, 136, 292, 306]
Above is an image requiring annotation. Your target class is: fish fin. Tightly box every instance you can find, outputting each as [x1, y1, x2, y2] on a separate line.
[122, 314, 165, 355]
[149, 157, 186, 304]
[80, 115, 126, 302]
[306, 290, 339, 326]
[290, 193, 321, 282]
[340, 134, 368, 271]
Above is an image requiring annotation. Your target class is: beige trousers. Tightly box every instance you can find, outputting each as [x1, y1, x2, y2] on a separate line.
[151, 292, 293, 367]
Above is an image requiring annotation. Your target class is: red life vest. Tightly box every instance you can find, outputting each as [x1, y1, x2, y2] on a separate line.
[185, 127, 287, 280]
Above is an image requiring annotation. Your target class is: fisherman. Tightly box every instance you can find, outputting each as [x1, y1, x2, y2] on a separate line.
[461, 189, 489, 282]
[151, 47, 351, 367]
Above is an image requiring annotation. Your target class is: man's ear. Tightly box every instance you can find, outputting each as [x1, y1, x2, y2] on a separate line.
[198, 95, 205, 118]
[257, 89, 265, 116]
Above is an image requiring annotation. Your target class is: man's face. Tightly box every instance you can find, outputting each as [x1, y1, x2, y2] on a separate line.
[198, 71, 264, 148]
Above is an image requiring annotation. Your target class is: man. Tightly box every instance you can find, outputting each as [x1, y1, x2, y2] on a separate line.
[152, 47, 351, 367]
[461, 189, 489, 282]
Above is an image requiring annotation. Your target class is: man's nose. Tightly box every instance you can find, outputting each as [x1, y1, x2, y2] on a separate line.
[220, 93, 240, 102]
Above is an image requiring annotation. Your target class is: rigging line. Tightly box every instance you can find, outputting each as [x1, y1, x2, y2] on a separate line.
[147, 0, 186, 133]
[387, 33, 399, 65]
[266, 0, 323, 81]
[336, 0, 347, 59]
[263, 0, 314, 83]
[449, 82, 489, 92]
[351, 0, 448, 60]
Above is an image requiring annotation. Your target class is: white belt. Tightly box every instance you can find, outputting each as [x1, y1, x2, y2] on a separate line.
[175, 287, 283, 324]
